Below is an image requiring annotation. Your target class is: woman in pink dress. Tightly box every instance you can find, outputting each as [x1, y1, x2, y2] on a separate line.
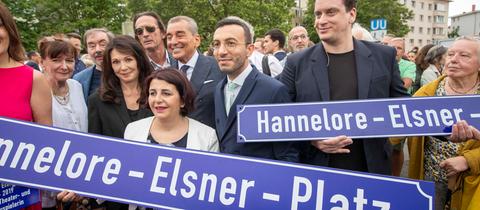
[0, 2, 52, 210]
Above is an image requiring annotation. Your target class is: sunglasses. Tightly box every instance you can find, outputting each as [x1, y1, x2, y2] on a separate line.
[135, 26, 157, 36]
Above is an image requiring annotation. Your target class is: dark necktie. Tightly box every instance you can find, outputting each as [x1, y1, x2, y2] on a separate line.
[180, 65, 190, 75]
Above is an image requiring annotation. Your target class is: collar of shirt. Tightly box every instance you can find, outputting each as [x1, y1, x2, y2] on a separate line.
[178, 51, 199, 80]
[149, 50, 171, 70]
[227, 64, 253, 88]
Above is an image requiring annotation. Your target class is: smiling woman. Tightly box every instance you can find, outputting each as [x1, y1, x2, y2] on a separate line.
[38, 36, 87, 133]
[0, 2, 52, 210]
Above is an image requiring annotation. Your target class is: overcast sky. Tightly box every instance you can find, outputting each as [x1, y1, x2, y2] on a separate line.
[449, 0, 480, 17]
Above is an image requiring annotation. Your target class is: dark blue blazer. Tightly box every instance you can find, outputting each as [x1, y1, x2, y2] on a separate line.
[278, 39, 409, 175]
[73, 65, 96, 103]
[173, 54, 223, 128]
[215, 66, 299, 162]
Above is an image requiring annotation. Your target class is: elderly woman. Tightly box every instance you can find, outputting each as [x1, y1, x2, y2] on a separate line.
[39, 36, 87, 132]
[408, 37, 480, 210]
[37, 35, 88, 209]
[421, 45, 448, 86]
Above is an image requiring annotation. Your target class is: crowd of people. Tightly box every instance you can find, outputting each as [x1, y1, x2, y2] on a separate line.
[1, 0, 480, 209]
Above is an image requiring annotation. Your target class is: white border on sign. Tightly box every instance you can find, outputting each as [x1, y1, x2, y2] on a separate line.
[237, 95, 480, 142]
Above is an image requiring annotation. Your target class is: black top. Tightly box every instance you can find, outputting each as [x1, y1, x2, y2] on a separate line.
[326, 50, 368, 172]
[148, 132, 188, 148]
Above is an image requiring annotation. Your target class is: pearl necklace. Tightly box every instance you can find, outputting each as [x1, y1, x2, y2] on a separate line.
[53, 85, 70, 105]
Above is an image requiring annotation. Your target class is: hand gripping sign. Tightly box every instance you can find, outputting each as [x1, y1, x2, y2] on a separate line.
[0, 117, 433, 209]
[237, 95, 480, 142]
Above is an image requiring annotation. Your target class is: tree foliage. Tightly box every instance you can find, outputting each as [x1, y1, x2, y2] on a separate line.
[133, 0, 295, 50]
[303, 0, 413, 43]
[6, 0, 296, 52]
[6, 0, 128, 51]
[448, 26, 460, 39]
[356, 0, 413, 37]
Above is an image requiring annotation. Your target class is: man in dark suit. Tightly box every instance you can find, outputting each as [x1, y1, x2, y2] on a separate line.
[212, 16, 299, 162]
[279, 0, 409, 175]
[166, 16, 223, 128]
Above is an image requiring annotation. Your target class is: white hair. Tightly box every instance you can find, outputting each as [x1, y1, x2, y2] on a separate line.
[352, 23, 375, 42]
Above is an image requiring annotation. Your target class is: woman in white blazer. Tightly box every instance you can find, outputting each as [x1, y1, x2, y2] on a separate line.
[124, 68, 219, 152]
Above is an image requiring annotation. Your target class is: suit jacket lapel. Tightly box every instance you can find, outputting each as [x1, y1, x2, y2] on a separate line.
[311, 44, 330, 101]
[215, 78, 228, 139]
[221, 69, 257, 140]
[190, 54, 209, 93]
[354, 40, 373, 99]
[114, 91, 131, 127]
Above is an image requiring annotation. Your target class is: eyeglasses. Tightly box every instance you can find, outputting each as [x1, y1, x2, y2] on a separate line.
[134, 26, 157, 36]
[211, 41, 247, 51]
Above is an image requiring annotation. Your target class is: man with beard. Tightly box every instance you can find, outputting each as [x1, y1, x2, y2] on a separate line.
[212, 16, 299, 162]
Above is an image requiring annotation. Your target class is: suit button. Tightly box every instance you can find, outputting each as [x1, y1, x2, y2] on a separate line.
[199, 99, 203, 102]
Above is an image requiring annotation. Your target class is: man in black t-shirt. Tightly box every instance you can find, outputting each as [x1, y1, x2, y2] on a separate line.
[278, 0, 409, 175]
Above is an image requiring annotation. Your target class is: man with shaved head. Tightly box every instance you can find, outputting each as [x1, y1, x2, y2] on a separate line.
[288, 26, 310, 53]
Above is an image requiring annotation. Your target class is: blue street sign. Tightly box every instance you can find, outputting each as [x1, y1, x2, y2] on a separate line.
[237, 95, 480, 142]
[370, 19, 387, 31]
[0, 117, 434, 209]
[0, 184, 40, 209]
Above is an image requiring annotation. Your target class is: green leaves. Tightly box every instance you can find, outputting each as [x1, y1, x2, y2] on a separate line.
[303, 0, 413, 43]
[7, 0, 128, 51]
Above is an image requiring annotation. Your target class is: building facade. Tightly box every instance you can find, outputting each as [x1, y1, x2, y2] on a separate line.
[399, 0, 449, 51]
[451, 8, 480, 37]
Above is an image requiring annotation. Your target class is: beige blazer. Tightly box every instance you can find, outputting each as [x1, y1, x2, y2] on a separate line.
[124, 116, 219, 152]
[124, 117, 219, 210]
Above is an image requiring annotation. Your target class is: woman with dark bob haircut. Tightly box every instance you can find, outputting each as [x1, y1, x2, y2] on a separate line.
[124, 69, 219, 171]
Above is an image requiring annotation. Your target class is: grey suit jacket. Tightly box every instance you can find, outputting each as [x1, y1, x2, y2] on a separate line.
[173, 54, 224, 128]
[279, 39, 409, 175]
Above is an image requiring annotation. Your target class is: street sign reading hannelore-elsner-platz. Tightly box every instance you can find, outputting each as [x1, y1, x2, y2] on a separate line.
[237, 95, 480, 143]
[0, 117, 434, 209]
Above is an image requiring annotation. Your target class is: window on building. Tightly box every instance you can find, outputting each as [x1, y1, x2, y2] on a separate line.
[433, 28, 437, 35]
[427, 40, 431, 44]
[418, 39, 423, 46]
[410, 39, 414, 45]
[427, 28, 431, 34]
[410, 26, 415, 33]
[428, 4, 432, 10]
[439, 28, 444, 35]
[435, 3, 446, 11]
[411, 0, 416, 7]
[419, 27, 423, 34]
[420, 15, 424, 21]
[421, 2, 424, 9]
[435, 16, 445, 23]
[428, 16, 432, 22]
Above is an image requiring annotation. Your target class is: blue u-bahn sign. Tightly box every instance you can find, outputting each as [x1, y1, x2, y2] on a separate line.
[370, 19, 387, 31]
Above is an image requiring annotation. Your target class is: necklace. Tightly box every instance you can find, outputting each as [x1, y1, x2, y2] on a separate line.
[446, 77, 479, 95]
[53, 85, 70, 105]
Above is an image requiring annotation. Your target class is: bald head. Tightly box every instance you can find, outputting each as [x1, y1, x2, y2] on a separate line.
[288, 26, 309, 52]
[388, 38, 405, 61]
